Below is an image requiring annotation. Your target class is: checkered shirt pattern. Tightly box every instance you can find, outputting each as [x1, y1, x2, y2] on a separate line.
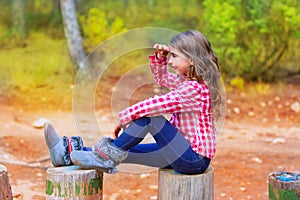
[118, 54, 216, 159]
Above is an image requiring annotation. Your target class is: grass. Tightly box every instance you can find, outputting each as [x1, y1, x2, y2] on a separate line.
[0, 32, 75, 110]
[0, 32, 74, 89]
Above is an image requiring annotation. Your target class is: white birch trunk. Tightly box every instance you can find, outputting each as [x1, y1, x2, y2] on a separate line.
[60, 0, 89, 70]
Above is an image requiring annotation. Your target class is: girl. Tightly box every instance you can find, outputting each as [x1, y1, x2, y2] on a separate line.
[45, 30, 224, 175]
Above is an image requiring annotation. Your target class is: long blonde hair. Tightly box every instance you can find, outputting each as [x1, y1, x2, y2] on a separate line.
[169, 30, 225, 121]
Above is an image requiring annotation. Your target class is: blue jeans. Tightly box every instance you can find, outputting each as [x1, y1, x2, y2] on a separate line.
[111, 116, 210, 174]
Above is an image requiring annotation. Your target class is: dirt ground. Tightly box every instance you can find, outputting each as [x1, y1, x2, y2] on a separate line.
[0, 82, 299, 200]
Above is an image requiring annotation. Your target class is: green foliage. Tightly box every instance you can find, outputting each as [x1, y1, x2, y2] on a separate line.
[26, 0, 64, 38]
[203, 0, 241, 76]
[0, 0, 64, 41]
[253, 82, 271, 96]
[0, 0, 299, 83]
[230, 76, 245, 91]
[79, 7, 127, 51]
[203, 0, 300, 82]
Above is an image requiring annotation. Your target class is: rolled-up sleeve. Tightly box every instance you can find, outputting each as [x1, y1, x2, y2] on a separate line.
[148, 53, 184, 90]
[118, 91, 180, 125]
[118, 81, 209, 125]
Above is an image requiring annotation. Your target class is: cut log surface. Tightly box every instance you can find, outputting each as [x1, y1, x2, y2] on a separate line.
[158, 166, 214, 200]
[0, 164, 13, 200]
[269, 171, 300, 200]
[46, 166, 103, 200]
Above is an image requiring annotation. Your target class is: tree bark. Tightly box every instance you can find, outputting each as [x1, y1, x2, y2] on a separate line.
[46, 166, 103, 200]
[11, 0, 27, 40]
[158, 166, 214, 200]
[269, 171, 300, 200]
[60, 0, 90, 70]
[0, 164, 13, 200]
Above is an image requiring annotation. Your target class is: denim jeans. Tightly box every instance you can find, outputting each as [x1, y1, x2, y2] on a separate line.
[111, 115, 210, 174]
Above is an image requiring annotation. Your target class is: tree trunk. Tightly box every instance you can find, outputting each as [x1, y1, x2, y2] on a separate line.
[11, 0, 27, 40]
[60, 0, 90, 70]
[0, 164, 13, 200]
[46, 166, 103, 200]
[269, 171, 300, 200]
[158, 166, 214, 200]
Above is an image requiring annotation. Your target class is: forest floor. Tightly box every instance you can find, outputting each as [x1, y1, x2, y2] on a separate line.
[0, 81, 299, 200]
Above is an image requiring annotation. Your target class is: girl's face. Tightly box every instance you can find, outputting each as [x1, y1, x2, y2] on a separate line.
[168, 46, 193, 76]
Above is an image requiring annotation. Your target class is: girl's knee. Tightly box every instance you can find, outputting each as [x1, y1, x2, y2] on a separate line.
[133, 117, 151, 126]
[133, 115, 166, 126]
[151, 115, 165, 120]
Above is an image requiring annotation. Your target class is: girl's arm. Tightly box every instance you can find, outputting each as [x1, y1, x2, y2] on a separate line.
[118, 82, 211, 125]
[148, 53, 184, 90]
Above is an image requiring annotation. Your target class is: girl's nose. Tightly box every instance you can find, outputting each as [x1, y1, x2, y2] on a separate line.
[168, 57, 173, 65]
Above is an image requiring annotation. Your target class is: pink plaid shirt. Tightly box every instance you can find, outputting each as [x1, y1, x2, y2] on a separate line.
[118, 54, 216, 159]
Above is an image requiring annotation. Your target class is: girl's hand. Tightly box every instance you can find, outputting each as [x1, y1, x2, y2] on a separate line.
[154, 44, 169, 59]
[113, 125, 122, 139]
[113, 122, 128, 139]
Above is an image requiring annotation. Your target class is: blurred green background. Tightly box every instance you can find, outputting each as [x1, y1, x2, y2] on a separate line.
[0, 0, 299, 110]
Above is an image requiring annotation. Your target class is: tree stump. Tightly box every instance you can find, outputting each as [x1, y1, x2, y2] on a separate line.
[269, 171, 300, 200]
[46, 166, 103, 200]
[158, 166, 214, 200]
[0, 164, 13, 200]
